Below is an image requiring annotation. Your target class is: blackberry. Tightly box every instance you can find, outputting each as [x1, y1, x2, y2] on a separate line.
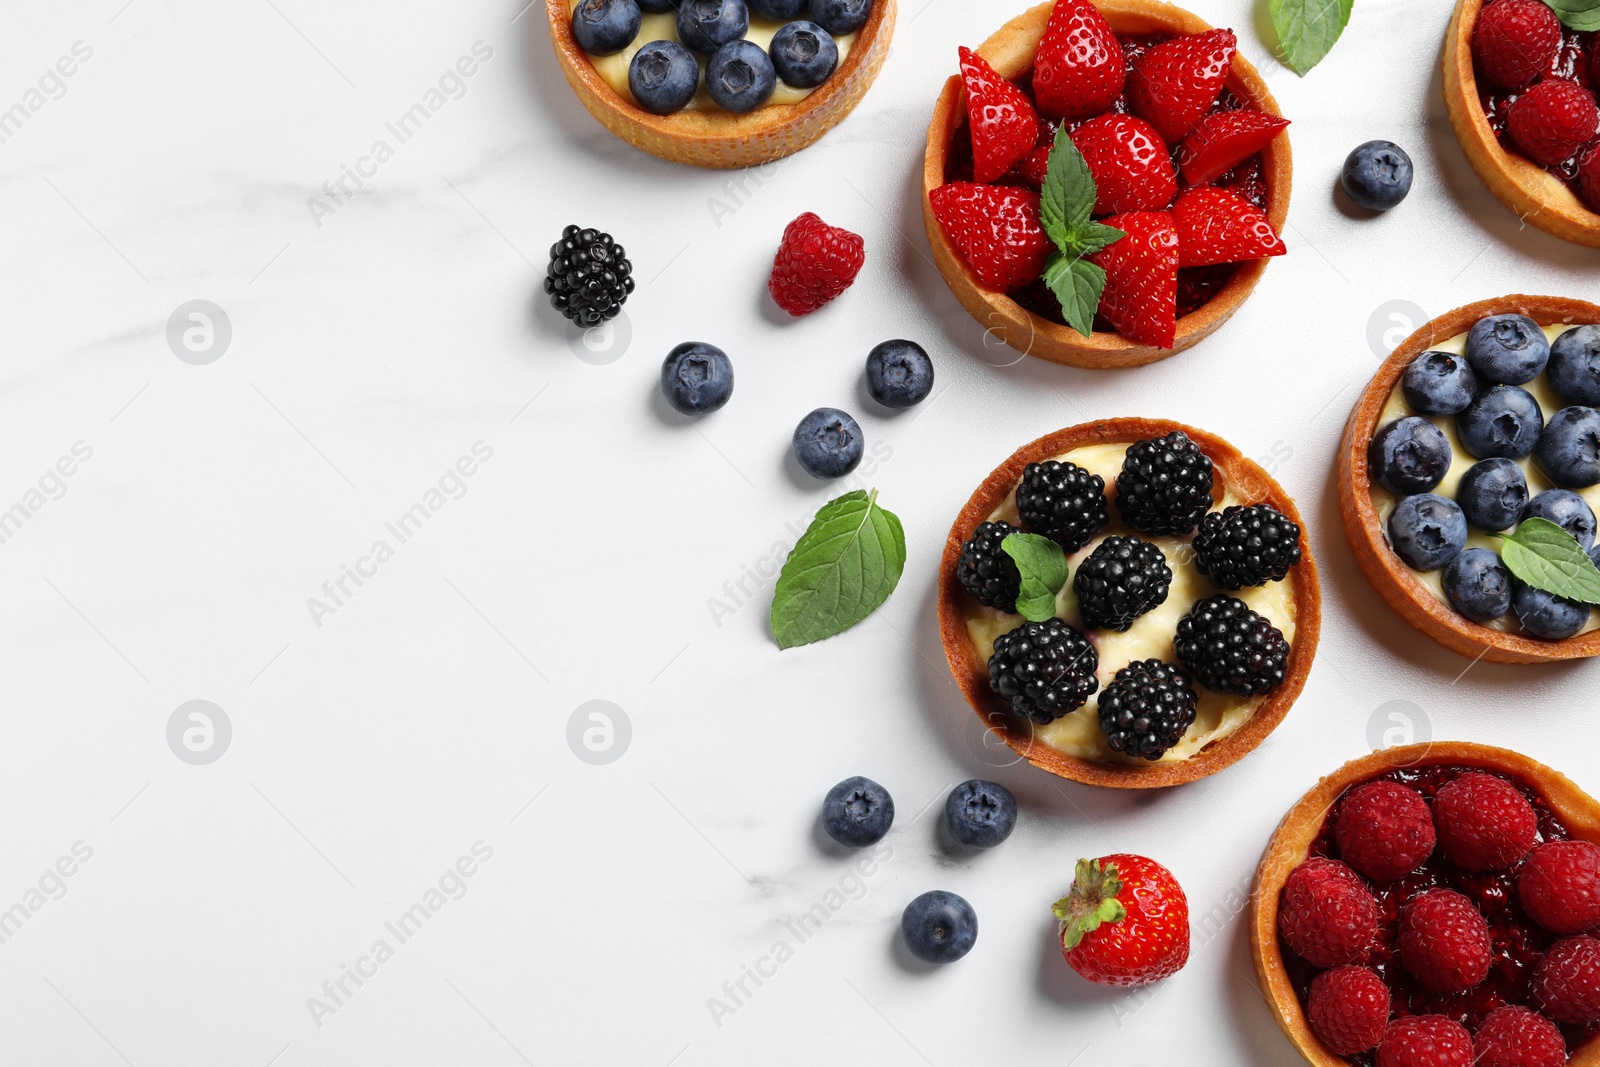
[544, 225, 635, 327]
[1192, 504, 1302, 589]
[1016, 460, 1109, 552]
[1175, 594, 1289, 696]
[956, 521, 1023, 613]
[987, 618, 1100, 725]
[1097, 659, 1198, 761]
[1073, 535, 1172, 632]
[1115, 431, 1215, 536]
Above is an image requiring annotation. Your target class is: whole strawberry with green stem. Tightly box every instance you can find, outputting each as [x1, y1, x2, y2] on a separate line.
[1054, 854, 1191, 986]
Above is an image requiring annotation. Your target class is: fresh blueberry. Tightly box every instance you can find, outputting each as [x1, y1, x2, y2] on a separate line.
[1535, 406, 1600, 489]
[793, 407, 864, 478]
[865, 339, 934, 409]
[1442, 548, 1514, 622]
[1549, 325, 1600, 406]
[1388, 493, 1468, 572]
[1456, 457, 1529, 531]
[808, 0, 872, 34]
[1402, 350, 1478, 416]
[571, 0, 642, 55]
[750, 0, 807, 18]
[629, 41, 699, 115]
[1457, 385, 1544, 459]
[1465, 314, 1550, 385]
[944, 780, 1016, 849]
[822, 776, 893, 847]
[661, 342, 734, 415]
[1523, 489, 1597, 548]
[676, 0, 749, 53]
[1339, 140, 1413, 211]
[770, 21, 839, 89]
[1369, 416, 1452, 494]
[1512, 582, 1591, 640]
[705, 41, 776, 112]
[901, 890, 977, 964]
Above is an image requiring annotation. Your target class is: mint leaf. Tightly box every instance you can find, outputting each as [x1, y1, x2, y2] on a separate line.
[1043, 251, 1107, 339]
[1269, 0, 1353, 76]
[1075, 221, 1126, 257]
[1001, 533, 1069, 622]
[771, 489, 906, 649]
[1040, 126, 1095, 251]
[1544, 0, 1600, 30]
[1501, 517, 1600, 605]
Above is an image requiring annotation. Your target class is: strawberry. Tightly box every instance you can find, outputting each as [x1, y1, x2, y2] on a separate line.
[1009, 118, 1061, 188]
[1176, 110, 1290, 185]
[1128, 28, 1238, 142]
[1472, 0, 1562, 91]
[1055, 854, 1189, 986]
[1032, 0, 1126, 119]
[1088, 212, 1178, 348]
[959, 47, 1039, 183]
[1507, 79, 1600, 167]
[1069, 114, 1179, 214]
[767, 212, 865, 316]
[928, 182, 1052, 292]
[1172, 186, 1285, 267]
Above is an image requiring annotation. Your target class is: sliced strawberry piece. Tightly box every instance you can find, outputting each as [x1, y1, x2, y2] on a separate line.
[1172, 186, 1285, 267]
[1069, 114, 1178, 215]
[959, 47, 1040, 184]
[1088, 211, 1178, 348]
[1011, 144, 1053, 188]
[1032, 0, 1126, 119]
[1128, 29, 1237, 143]
[928, 182, 1052, 292]
[1176, 110, 1289, 185]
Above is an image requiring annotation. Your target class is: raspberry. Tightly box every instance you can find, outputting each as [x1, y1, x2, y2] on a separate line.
[1114, 431, 1215, 535]
[1472, 1005, 1567, 1067]
[767, 212, 865, 316]
[1433, 771, 1536, 871]
[1398, 888, 1492, 993]
[1532, 934, 1600, 1025]
[1073, 535, 1173, 631]
[1192, 503, 1303, 589]
[1518, 839, 1600, 934]
[1376, 1015, 1473, 1067]
[1334, 779, 1437, 882]
[956, 520, 1024, 613]
[1472, 0, 1562, 90]
[1306, 965, 1390, 1056]
[1506, 79, 1600, 168]
[1096, 659, 1197, 760]
[987, 618, 1100, 725]
[1016, 460, 1109, 552]
[1279, 857, 1380, 968]
[1174, 594, 1289, 696]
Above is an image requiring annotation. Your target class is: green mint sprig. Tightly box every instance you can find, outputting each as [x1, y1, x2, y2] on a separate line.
[1500, 517, 1600, 605]
[1001, 532, 1069, 622]
[1269, 0, 1353, 76]
[1542, 0, 1600, 31]
[771, 489, 906, 649]
[1038, 127, 1125, 338]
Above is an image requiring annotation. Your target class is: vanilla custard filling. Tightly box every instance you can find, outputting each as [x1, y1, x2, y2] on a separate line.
[1369, 325, 1600, 636]
[570, 2, 858, 112]
[962, 443, 1300, 766]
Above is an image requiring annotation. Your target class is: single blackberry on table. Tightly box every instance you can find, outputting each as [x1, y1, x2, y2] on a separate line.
[544, 225, 634, 327]
[987, 618, 1099, 725]
[1175, 594, 1289, 696]
[1115, 431, 1215, 536]
[1192, 504, 1302, 589]
[956, 521, 1023, 613]
[1097, 659, 1197, 761]
[1073, 536, 1172, 632]
[1016, 460, 1109, 552]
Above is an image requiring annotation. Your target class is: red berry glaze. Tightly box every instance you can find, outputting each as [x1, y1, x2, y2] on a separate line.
[1399, 889, 1492, 993]
[959, 47, 1040, 183]
[928, 183, 1052, 292]
[1171, 185, 1285, 267]
[1434, 771, 1538, 872]
[1175, 109, 1290, 185]
[1506, 79, 1600, 168]
[1473, 1005, 1568, 1067]
[1280, 856, 1381, 969]
[1031, 0, 1125, 119]
[1056, 854, 1190, 986]
[1308, 965, 1391, 1055]
[1127, 28, 1237, 142]
[1519, 839, 1600, 934]
[1533, 935, 1600, 1025]
[1472, 0, 1563, 90]
[1068, 113, 1178, 215]
[1376, 1015, 1473, 1067]
[767, 213, 864, 317]
[1577, 141, 1600, 213]
[1336, 779, 1437, 882]
[1087, 211, 1178, 349]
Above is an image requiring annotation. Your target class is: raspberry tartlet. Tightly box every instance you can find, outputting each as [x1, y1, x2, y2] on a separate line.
[1443, 0, 1600, 247]
[937, 418, 1320, 788]
[1252, 742, 1600, 1067]
[921, 0, 1292, 369]
[1338, 294, 1600, 663]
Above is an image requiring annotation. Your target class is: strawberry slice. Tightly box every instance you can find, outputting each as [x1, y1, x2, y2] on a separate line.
[959, 47, 1040, 183]
[1128, 29, 1237, 142]
[1008, 117, 1061, 188]
[1088, 212, 1178, 348]
[1171, 186, 1285, 268]
[1176, 110, 1289, 185]
[928, 182, 1053, 292]
[1032, 0, 1126, 119]
[1069, 114, 1178, 215]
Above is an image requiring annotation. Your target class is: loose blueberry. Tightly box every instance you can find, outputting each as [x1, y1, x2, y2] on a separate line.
[944, 780, 1017, 849]
[808, 0, 872, 34]
[1465, 314, 1550, 385]
[1535, 406, 1600, 489]
[1388, 493, 1468, 572]
[770, 20, 839, 89]
[1456, 457, 1529, 531]
[822, 776, 894, 847]
[676, 0, 750, 54]
[661, 342, 734, 415]
[1402, 350, 1478, 416]
[1369, 416, 1452, 494]
[1549, 325, 1600, 406]
[901, 890, 978, 964]
[793, 406, 864, 478]
[571, 0, 642, 56]
[865, 339, 934, 409]
[1457, 385, 1544, 459]
[629, 41, 700, 115]
[1339, 140, 1413, 211]
[751, 0, 807, 19]
[1512, 582, 1591, 640]
[1523, 489, 1597, 548]
[705, 41, 777, 112]
[1443, 548, 1514, 622]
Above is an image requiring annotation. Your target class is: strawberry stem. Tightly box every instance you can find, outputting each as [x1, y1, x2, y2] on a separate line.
[1052, 857, 1127, 950]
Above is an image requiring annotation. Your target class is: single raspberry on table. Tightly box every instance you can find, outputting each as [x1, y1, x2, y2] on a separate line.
[1506, 79, 1600, 168]
[1472, 0, 1562, 90]
[1278, 856, 1379, 968]
[1433, 771, 1537, 871]
[1306, 965, 1390, 1056]
[1398, 888, 1492, 993]
[1518, 839, 1600, 934]
[767, 212, 865, 316]
[1473, 1005, 1567, 1067]
[1375, 1015, 1473, 1067]
[1533, 934, 1600, 1025]
[1335, 779, 1437, 881]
